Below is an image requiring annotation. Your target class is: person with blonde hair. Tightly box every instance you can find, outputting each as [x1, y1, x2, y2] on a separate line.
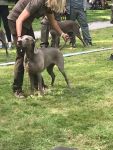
[8, 0, 69, 98]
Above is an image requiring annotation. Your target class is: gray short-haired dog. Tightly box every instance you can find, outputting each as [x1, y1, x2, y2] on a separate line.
[20, 35, 70, 95]
[50, 20, 86, 48]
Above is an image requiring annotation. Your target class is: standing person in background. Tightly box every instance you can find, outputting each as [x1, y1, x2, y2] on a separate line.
[40, 16, 50, 48]
[40, 13, 61, 48]
[8, 0, 69, 98]
[50, 13, 61, 47]
[110, 3, 113, 24]
[66, 0, 71, 20]
[0, 0, 12, 49]
[67, 0, 92, 46]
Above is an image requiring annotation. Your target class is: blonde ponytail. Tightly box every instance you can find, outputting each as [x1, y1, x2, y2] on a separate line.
[46, 0, 66, 13]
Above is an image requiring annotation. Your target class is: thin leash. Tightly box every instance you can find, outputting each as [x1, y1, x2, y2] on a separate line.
[59, 41, 68, 50]
[59, 36, 71, 50]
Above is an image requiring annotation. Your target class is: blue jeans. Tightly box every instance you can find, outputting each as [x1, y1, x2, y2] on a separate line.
[70, 8, 92, 44]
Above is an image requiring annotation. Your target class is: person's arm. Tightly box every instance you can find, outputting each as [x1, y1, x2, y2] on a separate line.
[46, 13, 69, 41]
[16, 9, 30, 41]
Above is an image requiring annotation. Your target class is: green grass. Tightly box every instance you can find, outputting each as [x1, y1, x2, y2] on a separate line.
[0, 27, 113, 150]
[87, 9, 111, 22]
[0, 4, 113, 150]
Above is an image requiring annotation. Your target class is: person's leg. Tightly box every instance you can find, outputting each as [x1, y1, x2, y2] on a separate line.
[8, 20, 27, 98]
[0, 15, 2, 48]
[40, 17, 50, 48]
[70, 8, 79, 47]
[13, 27, 36, 96]
[1, 5, 12, 49]
[9, 33, 25, 98]
[13, 43, 25, 93]
[77, 10, 92, 45]
[110, 6, 113, 24]
[50, 30, 60, 48]
[0, 15, 1, 27]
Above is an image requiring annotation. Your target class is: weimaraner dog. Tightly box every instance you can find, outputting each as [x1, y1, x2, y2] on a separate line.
[20, 35, 70, 95]
[50, 20, 86, 48]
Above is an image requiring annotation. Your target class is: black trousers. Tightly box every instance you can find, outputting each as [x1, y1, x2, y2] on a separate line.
[0, 5, 11, 42]
[8, 20, 36, 92]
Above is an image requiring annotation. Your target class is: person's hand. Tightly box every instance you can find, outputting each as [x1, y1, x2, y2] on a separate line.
[61, 32, 70, 42]
[17, 36, 22, 47]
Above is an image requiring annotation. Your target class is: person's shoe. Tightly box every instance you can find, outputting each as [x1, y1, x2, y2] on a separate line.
[85, 41, 93, 46]
[88, 41, 93, 46]
[0, 41, 2, 49]
[72, 44, 76, 48]
[7, 42, 12, 50]
[14, 90, 26, 99]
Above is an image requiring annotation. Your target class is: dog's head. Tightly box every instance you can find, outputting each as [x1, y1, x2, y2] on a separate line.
[20, 35, 35, 50]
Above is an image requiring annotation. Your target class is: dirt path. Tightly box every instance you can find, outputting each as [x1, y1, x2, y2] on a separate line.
[89, 21, 113, 30]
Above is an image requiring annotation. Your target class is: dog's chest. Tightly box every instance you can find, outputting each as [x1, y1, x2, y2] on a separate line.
[28, 56, 45, 73]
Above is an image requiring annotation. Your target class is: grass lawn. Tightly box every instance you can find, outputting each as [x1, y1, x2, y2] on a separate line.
[0, 4, 113, 150]
[87, 9, 111, 22]
[0, 26, 113, 150]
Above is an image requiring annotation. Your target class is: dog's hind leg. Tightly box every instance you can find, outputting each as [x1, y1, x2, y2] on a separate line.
[76, 34, 86, 47]
[59, 69, 70, 88]
[47, 64, 55, 86]
[50, 31, 60, 48]
[57, 60, 70, 87]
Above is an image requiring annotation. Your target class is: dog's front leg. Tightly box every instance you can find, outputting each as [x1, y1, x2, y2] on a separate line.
[37, 73, 44, 95]
[28, 72, 35, 94]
